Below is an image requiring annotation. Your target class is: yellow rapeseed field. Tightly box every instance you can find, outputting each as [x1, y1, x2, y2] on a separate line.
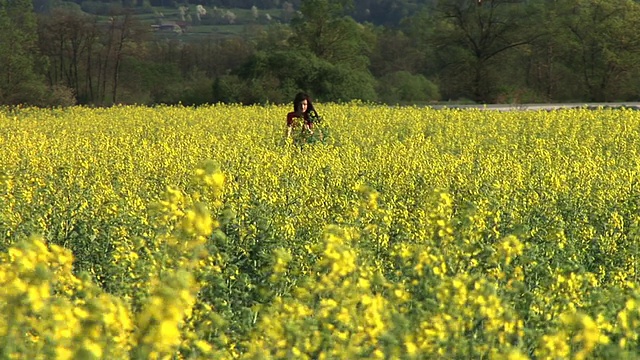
[1, 103, 640, 359]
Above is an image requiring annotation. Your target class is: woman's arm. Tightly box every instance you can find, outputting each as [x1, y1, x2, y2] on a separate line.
[304, 122, 314, 135]
[286, 112, 295, 137]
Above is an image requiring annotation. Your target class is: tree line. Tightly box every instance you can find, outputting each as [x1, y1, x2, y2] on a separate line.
[2, 0, 640, 107]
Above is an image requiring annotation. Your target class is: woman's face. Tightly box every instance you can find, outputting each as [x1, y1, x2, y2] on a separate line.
[301, 99, 308, 112]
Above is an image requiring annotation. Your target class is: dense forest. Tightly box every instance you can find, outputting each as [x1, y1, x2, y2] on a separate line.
[2, 0, 640, 106]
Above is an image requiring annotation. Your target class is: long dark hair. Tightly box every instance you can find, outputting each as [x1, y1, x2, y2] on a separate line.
[293, 92, 319, 119]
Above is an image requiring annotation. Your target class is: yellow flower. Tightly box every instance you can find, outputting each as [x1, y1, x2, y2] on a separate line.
[56, 346, 74, 360]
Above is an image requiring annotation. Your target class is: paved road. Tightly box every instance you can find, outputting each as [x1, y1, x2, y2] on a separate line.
[429, 102, 640, 111]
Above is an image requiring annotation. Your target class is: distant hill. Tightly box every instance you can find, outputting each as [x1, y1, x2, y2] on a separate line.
[34, 0, 436, 28]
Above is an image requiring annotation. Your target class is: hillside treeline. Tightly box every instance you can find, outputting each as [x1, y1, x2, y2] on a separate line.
[2, 0, 640, 106]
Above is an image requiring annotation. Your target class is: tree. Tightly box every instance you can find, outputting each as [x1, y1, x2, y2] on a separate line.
[377, 70, 440, 103]
[110, 12, 133, 103]
[224, 48, 377, 103]
[369, 27, 425, 78]
[0, 0, 47, 105]
[38, 8, 99, 103]
[414, 0, 543, 102]
[93, 10, 149, 104]
[213, 2, 380, 105]
[551, 0, 640, 101]
[289, 0, 374, 70]
[351, 0, 427, 28]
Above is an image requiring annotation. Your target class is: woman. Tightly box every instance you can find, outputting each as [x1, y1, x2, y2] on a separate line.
[286, 92, 320, 139]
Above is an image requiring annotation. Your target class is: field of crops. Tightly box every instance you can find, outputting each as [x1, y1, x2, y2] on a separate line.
[2, 103, 640, 359]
